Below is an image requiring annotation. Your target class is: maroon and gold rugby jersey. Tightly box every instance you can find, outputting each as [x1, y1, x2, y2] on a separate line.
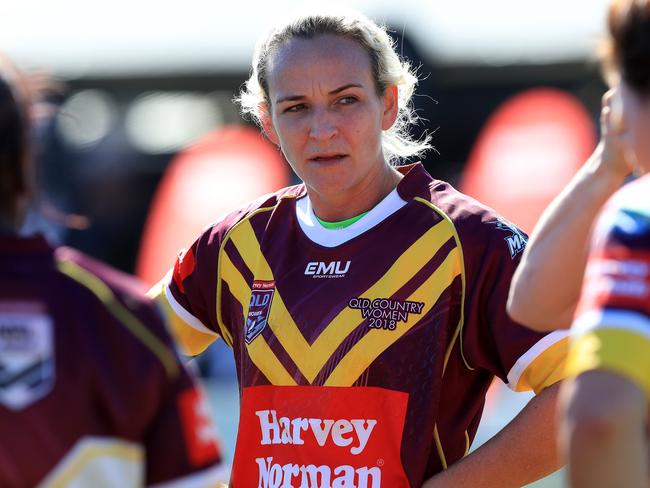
[0, 236, 225, 487]
[152, 163, 569, 487]
[567, 174, 650, 399]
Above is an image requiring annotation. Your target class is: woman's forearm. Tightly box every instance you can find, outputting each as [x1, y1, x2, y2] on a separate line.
[422, 383, 562, 488]
[508, 144, 627, 331]
[508, 90, 633, 331]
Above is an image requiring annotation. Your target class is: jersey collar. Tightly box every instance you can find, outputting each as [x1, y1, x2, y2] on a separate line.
[293, 162, 435, 248]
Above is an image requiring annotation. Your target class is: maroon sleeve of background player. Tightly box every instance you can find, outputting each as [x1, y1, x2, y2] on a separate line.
[118, 290, 223, 483]
[144, 363, 223, 484]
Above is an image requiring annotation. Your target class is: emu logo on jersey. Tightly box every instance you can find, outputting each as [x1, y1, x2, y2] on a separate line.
[0, 304, 55, 411]
[492, 220, 527, 259]
[245, 281, 275, 344]
[304, 261, 351, 278]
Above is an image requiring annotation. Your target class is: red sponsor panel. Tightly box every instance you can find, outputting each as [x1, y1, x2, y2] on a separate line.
[577, 248, 650, 316]
[178, 386, 221, 467]
[231, 385, 410, 488]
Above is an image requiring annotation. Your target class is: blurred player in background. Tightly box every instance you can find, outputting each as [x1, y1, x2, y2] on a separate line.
[151, 9, 570, 487]
[508, 1, 650, 486]
[0, 57, 226, 487]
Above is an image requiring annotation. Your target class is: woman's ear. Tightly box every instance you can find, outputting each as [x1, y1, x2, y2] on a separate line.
[260, 104, 280, 146]
[381, 85, 399, 131]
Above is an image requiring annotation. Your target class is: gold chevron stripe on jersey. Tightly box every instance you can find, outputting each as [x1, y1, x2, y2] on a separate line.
[325, 247, 461, 386]
[221, 251, 296, 385]
[224, 213, 457, 385]
[307, 219, 455, 382]
[415, 197, 471, 373]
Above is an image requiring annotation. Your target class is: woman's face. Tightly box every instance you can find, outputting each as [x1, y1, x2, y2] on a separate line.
[262, 34, 398, 200]
[621, 80, 650, 173]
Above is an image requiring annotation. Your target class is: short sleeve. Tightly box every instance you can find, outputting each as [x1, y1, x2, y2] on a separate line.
[461, 218, 569, 393]
[149, 227, 223, 356]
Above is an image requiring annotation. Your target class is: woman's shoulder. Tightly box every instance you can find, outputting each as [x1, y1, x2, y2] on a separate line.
[196, 183, 307, 242]
[399, 164, 506, 231]
[426, 178, 519, 232]
[420, 178, 528, 263]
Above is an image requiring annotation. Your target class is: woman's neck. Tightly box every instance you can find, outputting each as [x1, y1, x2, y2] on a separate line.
[309, 164, 402, 221]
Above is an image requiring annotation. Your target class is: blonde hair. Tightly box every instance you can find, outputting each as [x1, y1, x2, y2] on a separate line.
[236, 10, 431, 164]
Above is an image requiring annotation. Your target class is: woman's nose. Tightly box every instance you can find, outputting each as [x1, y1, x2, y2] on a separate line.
[308, 108, 338, 141]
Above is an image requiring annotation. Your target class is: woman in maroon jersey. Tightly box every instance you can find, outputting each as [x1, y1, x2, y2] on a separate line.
[153, 9, 569, 487]
[0, 56, 226, 487]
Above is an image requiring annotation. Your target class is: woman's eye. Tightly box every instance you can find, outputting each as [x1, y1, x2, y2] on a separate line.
[339, 96, 358, 105]
[285, 104, 306, 113]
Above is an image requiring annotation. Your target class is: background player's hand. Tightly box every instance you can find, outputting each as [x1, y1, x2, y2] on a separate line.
[594, 87, 636, 180]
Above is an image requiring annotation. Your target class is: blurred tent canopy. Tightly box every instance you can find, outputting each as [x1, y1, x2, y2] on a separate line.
[460, 88, 596, 234]
[2, 0, 611, 78]
[136, 126, 290, 286]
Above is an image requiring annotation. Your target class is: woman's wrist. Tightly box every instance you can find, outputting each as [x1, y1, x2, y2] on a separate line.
[581, 143, 629, 197]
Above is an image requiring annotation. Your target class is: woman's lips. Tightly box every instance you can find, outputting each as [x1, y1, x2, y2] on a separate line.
[309, 154, 348, 163]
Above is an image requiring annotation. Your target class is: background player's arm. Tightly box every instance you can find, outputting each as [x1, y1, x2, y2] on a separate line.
[135, 291, 225, 486]
[145, 378, 227, 487]
[561, 370, 648, 488]
[507, 90, 632, 331]
[422, 383, 561, 488]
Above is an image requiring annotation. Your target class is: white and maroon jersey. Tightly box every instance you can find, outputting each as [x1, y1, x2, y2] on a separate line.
[0, 236, 225, 487]
[152, 163, 569, 487]
[568, 174, 650, 398]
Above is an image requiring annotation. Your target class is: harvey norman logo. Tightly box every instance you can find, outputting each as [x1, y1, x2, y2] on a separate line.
[304, 261, 351, 279]
[255, 409, 380, 487]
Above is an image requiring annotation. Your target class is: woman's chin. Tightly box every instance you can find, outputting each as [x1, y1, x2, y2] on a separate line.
[304, 169, 354, 194]
[307, 178, 354, 199]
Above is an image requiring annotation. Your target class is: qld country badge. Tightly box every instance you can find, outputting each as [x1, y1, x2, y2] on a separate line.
[245, 280, 275, 344]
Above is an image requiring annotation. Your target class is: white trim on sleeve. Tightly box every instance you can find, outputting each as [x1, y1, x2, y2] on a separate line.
[506, 330, 570, 391]
[164, 279, 218, 337]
